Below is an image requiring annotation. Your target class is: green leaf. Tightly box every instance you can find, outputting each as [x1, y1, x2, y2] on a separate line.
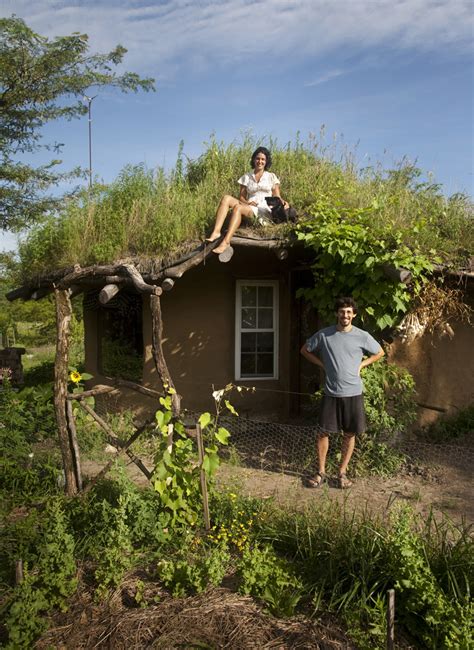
[198, 412, 211, 429]
[225, 400, 238, 416]
[81, 373, 93, 380]
[215, 426, 231, 445]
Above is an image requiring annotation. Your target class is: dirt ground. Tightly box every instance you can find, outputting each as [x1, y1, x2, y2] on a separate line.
[81, 443, 474, 524]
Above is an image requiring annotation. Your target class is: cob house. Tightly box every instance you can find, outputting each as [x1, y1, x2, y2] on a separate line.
[6, 222, 474, 495]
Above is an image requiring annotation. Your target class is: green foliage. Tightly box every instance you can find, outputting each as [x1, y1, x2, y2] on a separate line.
[157, 541, 231, 597]
[296, 197, 436, 330]
[16, 135, 472, 279]
[4, 569, 49, 649]
[4, 498, 77, 648]
[264, 500, 473, 648]
[0, 380, 60, 503]
[101, 338, 143, 382]
[362, 360, 417, 439]
[387, 506, 472, 648]
[93, 493, 134, 599]
[237, 543, 303, 617]
[422, 403, 474, 443]
[152, 389, 232, 529]
[0, 15, 154, 230]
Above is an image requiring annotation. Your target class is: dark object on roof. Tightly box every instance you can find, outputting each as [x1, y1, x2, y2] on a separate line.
[265, 197, 298, 223]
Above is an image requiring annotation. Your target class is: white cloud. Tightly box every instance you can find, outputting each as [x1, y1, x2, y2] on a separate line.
[1, 0, 472, 79]
[305, 69, 346, 87]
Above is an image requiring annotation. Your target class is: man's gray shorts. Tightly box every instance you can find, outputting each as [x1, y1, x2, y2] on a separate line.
[318, 394, 366, 435]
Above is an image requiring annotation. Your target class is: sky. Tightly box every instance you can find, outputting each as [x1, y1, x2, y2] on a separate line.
[1, 0, 473, 251]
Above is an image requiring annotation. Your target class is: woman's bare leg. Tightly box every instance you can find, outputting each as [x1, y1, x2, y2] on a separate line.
[207, 195, 240, 241]
[213, 204, 254, 254]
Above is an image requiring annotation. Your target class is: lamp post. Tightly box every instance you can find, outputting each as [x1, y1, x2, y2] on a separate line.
[83, 95, 97, 188]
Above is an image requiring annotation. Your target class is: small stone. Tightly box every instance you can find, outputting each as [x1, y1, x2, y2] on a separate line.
[104, 444, 118, 453]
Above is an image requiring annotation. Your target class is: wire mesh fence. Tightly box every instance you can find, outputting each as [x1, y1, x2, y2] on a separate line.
[186, 411, 474, 477]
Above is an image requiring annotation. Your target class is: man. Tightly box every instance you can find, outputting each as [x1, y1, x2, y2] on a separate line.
[300, 297, 384, 488]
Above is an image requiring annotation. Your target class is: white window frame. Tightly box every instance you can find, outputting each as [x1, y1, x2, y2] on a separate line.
[235, 280, 279, 381]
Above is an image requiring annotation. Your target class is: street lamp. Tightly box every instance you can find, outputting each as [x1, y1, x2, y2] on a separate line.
[83, 95, 97, 188]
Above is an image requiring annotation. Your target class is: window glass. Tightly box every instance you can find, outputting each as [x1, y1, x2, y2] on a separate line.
[237, 282, 277, 379]
[241, 285, 257, 307]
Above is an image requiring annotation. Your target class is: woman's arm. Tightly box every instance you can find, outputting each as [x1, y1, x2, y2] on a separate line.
[272, 184, 289, 208]
[239, 184, 257, 206]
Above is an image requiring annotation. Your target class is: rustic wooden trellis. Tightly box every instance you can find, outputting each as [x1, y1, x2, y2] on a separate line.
[53, 280, 179, 496]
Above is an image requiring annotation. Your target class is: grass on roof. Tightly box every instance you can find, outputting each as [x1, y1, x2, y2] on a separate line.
[17, 133, 473, 282]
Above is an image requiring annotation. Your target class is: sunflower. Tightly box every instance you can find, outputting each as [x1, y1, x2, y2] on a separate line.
[69, 370, 82, 384]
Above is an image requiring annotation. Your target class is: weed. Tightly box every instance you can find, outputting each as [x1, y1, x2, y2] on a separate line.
[237, 543, 303, 617]
[17, 135, 473, 280]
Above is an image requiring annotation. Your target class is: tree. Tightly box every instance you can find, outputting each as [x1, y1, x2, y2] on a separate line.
[0, 15, 155, 231]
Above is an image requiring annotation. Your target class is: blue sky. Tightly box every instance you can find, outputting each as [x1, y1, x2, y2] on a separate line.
[1, 0, 473, 251]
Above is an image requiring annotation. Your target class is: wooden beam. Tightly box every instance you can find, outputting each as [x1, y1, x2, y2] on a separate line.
[67, 384, 118, 400]
[66, 400, 83, 491]
[115, 378, 163, 399]
[161, 278, 175, 291]
[150, 294, 181, 416]
[165, 241, 219, 279]
[119, 263, 162, 295]
[78, 402, 152, 480]
[82, 419, 154, 493]
[6, 286, 33, 302]
[53, 288, 79, 496]
[31, 287, 53, 300]
[99, 283, 121, 305]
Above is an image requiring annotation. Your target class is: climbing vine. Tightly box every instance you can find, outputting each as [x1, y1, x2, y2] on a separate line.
[296, 197, 438, 331]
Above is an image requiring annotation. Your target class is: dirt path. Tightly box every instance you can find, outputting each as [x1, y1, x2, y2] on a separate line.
[82, 451, 473, 524]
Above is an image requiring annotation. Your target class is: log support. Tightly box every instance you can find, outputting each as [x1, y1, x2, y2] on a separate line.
[150, 294, 181, 416]
[99, 283, 121, 305]
[53, 288, 80, 495]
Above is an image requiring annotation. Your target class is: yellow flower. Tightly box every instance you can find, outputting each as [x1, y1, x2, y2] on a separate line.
[69, 371, 82, 384]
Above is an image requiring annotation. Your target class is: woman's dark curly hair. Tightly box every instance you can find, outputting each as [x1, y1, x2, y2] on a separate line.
[250, 146, 272, 170]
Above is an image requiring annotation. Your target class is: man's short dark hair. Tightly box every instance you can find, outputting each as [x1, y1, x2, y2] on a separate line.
[334, 296, 358, 313]
[250, 146, 272, 170]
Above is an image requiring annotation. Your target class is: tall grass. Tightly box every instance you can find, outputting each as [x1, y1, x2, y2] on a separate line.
[261, 499, 473, 648]
[18, 133, 473, 280]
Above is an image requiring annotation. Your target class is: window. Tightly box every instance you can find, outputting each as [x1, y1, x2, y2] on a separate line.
[235, 281, 278, 380]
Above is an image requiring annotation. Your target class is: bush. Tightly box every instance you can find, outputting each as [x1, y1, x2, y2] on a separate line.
[422, 404, 474, 443]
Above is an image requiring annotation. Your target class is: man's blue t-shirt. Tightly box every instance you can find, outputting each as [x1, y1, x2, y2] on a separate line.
[306, 325, 382, 397]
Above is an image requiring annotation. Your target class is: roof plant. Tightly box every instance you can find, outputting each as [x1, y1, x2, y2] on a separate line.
[14, 136, 473, 333]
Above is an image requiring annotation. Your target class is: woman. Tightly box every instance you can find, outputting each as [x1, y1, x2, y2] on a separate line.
[206, 147, 289, 255]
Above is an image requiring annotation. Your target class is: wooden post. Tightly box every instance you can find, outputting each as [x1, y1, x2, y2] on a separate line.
[150, 294, 181, 416]
[54, 288, 78, 496]
[386, 588, 395, 650]
[15, 559, 24, 585]
[66, 400, 83, 491]
[196, 423, 210, 531]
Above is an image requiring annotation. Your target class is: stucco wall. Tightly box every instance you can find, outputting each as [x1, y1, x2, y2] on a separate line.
[388, 318, 474, 426]
[85, 247, 293, 420]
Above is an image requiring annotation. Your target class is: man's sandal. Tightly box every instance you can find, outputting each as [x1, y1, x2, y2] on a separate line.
[338, 473, 353, 489]
[307, 472, 327, 488]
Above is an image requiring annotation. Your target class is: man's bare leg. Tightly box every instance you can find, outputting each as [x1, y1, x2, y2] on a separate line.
[339, 433, 355, 487]
[308, 433, 329, 487]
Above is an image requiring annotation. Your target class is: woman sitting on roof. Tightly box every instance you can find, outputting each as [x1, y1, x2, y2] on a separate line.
[206, 146, 289, 255]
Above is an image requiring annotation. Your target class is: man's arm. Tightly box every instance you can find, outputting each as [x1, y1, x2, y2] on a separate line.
[359, 347, 385, 372]
[300, 343, 325, 370]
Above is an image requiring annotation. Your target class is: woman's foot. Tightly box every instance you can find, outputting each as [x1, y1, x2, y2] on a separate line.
[213, 240, 230, 254]
[205, 233, 221, 243]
